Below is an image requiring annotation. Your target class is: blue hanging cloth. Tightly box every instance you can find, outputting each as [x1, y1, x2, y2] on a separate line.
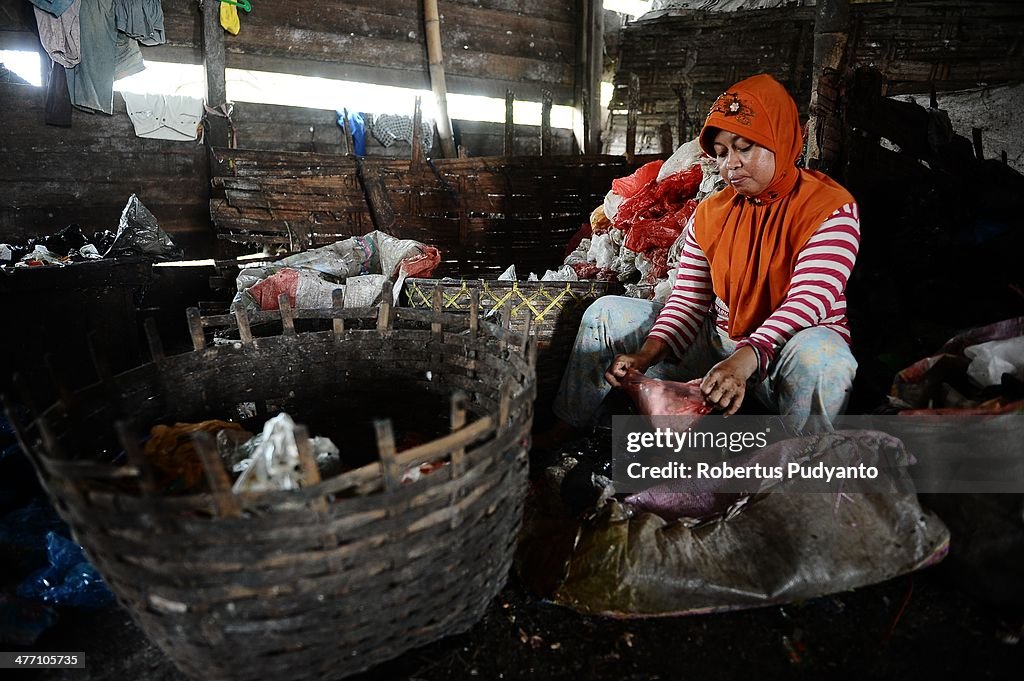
[337, 110, 366, 156]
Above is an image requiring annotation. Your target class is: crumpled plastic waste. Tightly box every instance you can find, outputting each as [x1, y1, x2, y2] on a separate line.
[0, 498, 69, 574]
[890, 317, 1024, 412]
[231, 413, 341, 493]
[401, 460, 449, 484]
[39, 224, 89, 256]
[541, 265, 578, 281]
[104, 194, 183, 260]
[964, 336, 1024, 388]
[16, 244, 67, 267]
[16, 532, 115, 609]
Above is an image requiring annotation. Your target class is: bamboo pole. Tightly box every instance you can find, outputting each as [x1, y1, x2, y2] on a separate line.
[423, 0, 457, 158]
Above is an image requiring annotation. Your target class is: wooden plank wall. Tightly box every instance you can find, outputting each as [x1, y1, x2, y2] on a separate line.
[230, 103, 577, 157]
[148, 0, 579, 104]
[605, 0, 1024, 154]
[0, 82, 212, 257]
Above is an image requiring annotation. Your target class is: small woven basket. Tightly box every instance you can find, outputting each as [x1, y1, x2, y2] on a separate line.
[403, 278, 622, 408]
[12, 285, 535, 681]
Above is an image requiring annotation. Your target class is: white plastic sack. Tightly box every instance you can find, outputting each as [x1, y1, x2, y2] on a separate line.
[603, 190, 625, 223]
[279, 236, 377, 280]
[965, 337, 1024, 387]
[657, 138, 705, 182]
[541, 265, 578, 282]
[232, 414, 306, 493]
[653, 268, 677, 302]
[344, 274, 388, 307]
[588, 233, 617, 269]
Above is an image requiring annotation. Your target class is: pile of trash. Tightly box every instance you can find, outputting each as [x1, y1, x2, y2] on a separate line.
[888, 317, 1024, 414]
[560, 139, 724, 300]
[231, 230, 441, 313]
[0, 195, 182, 270]
[138, 412, 448, 501]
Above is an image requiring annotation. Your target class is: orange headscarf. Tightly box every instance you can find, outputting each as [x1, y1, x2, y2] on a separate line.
[694, 74, 854, 338]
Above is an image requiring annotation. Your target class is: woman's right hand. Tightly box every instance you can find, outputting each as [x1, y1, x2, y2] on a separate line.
[604, 338, 669, 388]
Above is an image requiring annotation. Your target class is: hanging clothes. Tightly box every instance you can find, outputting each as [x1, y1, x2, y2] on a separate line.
[27, 0, 76, 16]
[64, 0, 146, 114]
[220, 1, 240, 35]
[44, 61, 73, 127]
[369, 114, 434, 154]
[122, 92, 203, 141]
[114, 0, 165, 46]
[33, 0, 81, 68]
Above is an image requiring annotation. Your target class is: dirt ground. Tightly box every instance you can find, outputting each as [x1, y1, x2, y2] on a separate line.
[17, 563, 1022, 681]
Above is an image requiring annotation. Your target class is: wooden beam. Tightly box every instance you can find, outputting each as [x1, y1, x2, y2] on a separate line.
[201, 0, 229, 151]
[806, 0, 850, 171]
[625, 72, 639, 162]
[577, 0, 604, 155]
[541, 90, 553, 156]
[587, 0, 604, 154]
[972, 127, 984, 160]
[411, 96, 424, 166]
[423, 0, 457, 158]
[504, 89, 515, 156]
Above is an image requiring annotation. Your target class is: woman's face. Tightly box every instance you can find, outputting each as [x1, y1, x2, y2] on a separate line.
[711, 129, 776, 198]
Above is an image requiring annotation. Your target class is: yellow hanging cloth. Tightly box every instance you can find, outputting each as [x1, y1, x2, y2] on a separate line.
[220, 2, 240, 36]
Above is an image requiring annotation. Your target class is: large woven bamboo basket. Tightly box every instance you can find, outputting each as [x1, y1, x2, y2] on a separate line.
[403, 278, 622, 411]
[11, 284, 536, 681]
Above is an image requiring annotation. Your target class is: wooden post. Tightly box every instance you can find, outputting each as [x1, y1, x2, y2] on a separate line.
[659, 123, 674, 154]
[972, 127, 984, 160]
[201, 0, 229, 152]
[625, 72, 639, 163]
[423, 0, 457, 158]
[805, 0, 850, 172]
[541, 90, 553, 156]
[576, 0, 604, 155]
[504, 89, 515, 156]
[673, 84, 691, 146]
[411, 96, 424, 166]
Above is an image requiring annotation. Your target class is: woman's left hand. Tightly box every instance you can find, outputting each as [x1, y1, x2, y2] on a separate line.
[700, 346, 758, 415]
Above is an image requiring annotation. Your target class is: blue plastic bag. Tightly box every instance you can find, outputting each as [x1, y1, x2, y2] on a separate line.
[17, 532, 115, 609]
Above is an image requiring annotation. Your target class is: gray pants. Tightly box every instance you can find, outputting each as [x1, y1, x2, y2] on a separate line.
[552, 296, 858, 431]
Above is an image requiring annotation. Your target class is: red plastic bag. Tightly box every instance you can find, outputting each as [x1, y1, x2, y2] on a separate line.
[611, 160, 665, 199]
[615, 166, 702, 228]
[399, 246, 441, 278]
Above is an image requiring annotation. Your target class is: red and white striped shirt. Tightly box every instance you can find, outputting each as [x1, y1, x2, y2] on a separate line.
[648, 202, 861, 379]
